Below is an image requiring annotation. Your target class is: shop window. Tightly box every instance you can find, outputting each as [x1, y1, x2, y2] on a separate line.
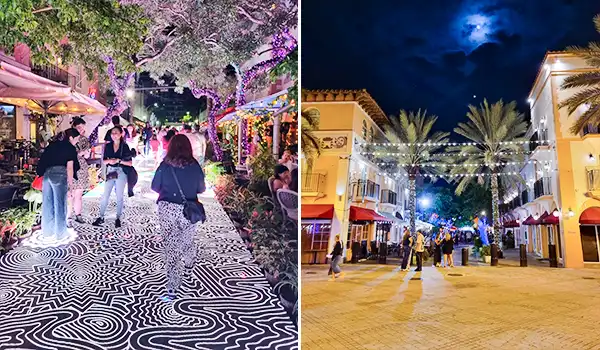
[301, 223, 331, 251]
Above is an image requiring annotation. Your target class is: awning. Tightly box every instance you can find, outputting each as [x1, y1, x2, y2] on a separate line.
[217, 89, 289, 124]
[580, 207, 600, 225]
[522, 215, 538, 225]
[504, 220, 520, 228]
[395, 212, 404, 220]
[542, 212, 559, 225]
[379, 211, 402, 223]
[349, 206, 388, 222]
[301, 204, 334, 219]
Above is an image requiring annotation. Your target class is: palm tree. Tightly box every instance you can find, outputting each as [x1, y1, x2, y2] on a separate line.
[559, 14, 600, 135]
[449, 100, 528, 252]
[300, 109, 321, 172]
[383, 110, 450, 235]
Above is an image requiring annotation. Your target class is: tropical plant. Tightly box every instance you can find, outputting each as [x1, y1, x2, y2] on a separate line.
[300, 110, 321, 172]
[381, 110, 450, 235]
[271, 47, 298, 110]
[559, 15, 600, 134]
[24, 188, 43, 213]
[203, 162, 225, 186]
[449, 99, 528, 248]
[247, 143, 277, 185]
[480, 245, 491, 257]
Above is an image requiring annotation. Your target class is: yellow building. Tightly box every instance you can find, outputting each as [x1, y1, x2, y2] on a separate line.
[502, 52, 600, 268]
[301, 90, 408, 264]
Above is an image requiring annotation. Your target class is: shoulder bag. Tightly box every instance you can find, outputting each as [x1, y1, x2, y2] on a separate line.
[170, 166, 206, 224]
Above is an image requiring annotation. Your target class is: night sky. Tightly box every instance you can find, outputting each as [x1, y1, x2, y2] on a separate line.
[302, 0, 600, 132]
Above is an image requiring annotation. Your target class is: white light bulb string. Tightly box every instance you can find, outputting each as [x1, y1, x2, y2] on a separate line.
[359, 149, 546, 157]
[361, 139, 552, 147]
[370, 160, 548, 168]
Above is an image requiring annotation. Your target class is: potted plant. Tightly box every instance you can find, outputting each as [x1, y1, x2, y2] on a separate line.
[480, 245, 491, 263]
[247, 144, 277, 196]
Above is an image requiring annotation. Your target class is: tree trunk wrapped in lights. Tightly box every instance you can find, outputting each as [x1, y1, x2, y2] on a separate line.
[490, 172, 501, 247]
[409, 175, 417, 235]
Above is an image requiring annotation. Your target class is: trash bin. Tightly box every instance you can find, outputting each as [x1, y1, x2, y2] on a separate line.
[461, 247, 469, 266]
[491, 243, 499, 266]
[378, 243, 387, 264]
[548, 244, 558, 268]
[351, 242, 360, 264]
[519, 244, 528, 267]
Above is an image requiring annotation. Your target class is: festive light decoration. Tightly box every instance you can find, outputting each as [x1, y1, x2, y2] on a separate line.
[359, 149, 547, 157]
[190, 28, 297, 161]
[362, 139, 551, 147]
[89, 56, 134, 145]
[370, 160, 544, 167]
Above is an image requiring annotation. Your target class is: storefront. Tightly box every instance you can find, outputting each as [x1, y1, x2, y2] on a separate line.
[301, 204, 334, 264]
[579, 207, 600, 263]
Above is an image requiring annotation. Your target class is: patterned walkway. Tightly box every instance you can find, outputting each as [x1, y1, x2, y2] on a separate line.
[302, 263, 600, 350]
[0, 163, 297, 350]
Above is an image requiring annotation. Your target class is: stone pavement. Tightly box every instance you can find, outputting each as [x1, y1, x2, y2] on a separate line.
[301, 263, 600, 349]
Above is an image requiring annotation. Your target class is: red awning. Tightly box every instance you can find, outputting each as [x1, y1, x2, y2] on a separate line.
[542, 211, 560, 225]
[580, 207, 600, 225]
[537, 211, 550, 224]
[504, 220, 520, 228]
[349, 206, 388, 222]
[301, 204, 334, 219]
[522, 215, 537, 225]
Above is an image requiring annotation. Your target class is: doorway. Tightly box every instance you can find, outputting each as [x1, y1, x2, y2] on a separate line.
[580, 225, 600, 263]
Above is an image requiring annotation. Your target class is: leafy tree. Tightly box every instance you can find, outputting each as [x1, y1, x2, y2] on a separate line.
[0, 0, 148, 77]
[559, 14, 600, 134]
[381, 110, 450, 235]
[449, 99, 527, 249]
[300, 109, 320, 172]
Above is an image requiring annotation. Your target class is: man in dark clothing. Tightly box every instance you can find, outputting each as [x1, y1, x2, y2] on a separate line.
[104, 116, 129, 142]
[141, 122, 153, 155]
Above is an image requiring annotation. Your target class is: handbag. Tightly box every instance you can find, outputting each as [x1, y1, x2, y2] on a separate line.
[170, 167, 206, 224]
[32, 176, 43, 191]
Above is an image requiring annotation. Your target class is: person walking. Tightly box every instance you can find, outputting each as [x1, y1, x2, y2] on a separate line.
[142, 122, 153, 156]
[36, 128, 80, 242]
[67, 118, 90, 224]
[150, 134, 161, 168]
[433, 230, 443, 267]
[151, 134, 206, 298]
[400, 228, 413, 271]
[329, 234, 345, 281]
[92, 126, 133, 228]
[442, 232, 455, 268]
[414, 230, 425, 272]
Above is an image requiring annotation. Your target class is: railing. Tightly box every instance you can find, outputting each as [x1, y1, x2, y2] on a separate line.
[534, 177, 552, 198]
[350, 180, 380, 201]
[380, 189, 397, 205]
[582, 124, 600, 137]
[587, 168, 600, 192]
[508, 196, 521, 211]
[529, 129, 549, 151]
[520, 189, 529, 205]
[31, 63, 76, 88]
[301, 173, 326, 193]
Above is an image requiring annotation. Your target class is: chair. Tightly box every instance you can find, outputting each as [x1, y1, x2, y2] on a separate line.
[0, 185, 19, 209]
[267, 176, 277, 202]
[276, 189, 298, 222]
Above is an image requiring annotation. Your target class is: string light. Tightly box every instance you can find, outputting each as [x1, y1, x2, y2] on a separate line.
[362, 139, 551, 147]
[370, 160, 543, 167]
[359, 149, 546, 157]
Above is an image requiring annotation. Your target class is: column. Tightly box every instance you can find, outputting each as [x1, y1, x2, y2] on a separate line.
[272, 114, 280, 159]
[331, 156, 351, 258]
[237, 119, 243, 167]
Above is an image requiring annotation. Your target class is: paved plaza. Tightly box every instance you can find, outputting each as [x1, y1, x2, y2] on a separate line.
[0, 163, 297, 350]
[301, 260, 600, 350]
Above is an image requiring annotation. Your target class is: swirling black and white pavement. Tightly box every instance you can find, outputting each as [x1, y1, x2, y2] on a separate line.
[0, 164, 298, 350]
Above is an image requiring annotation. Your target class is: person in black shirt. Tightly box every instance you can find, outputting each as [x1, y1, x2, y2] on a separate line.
[36, 128, 80, 242]
[289, 168, 298, 192]
[151, 134, 205, 299]
[104, 115, 129, 142]
[329, 234, 344, 280]
[141, 122, 153, 156]
[93, 126, 133, 228]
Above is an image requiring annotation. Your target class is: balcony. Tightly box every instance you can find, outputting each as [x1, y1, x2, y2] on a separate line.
[534, 177, 552, 199]
[301, 173, 326, 194]
[380, 189, 397, 205]
[582, 124, 600, 137]
[508, 196, 521, 211]
[529, 129, 549, 152]
[350, 180, 380, 202]
[31, 63, 76, 88]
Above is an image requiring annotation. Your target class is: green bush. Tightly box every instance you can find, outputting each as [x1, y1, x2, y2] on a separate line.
[480, 245, 491, 256]
[203, 162, 224, 185]
[247, 143, 277, 184]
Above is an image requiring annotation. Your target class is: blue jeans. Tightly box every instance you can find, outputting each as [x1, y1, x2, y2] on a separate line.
[41, 166, 68, 239]
[330, 255, 342, 274]
[99, 166, 126, 219]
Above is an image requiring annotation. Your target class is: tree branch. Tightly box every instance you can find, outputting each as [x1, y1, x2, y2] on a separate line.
[237, 6, 265, 25]
[135, 36, 179, 68]
[32, 6, 53, 14]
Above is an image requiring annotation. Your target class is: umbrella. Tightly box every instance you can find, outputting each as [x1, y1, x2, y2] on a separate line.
[0, 62, 106, 121]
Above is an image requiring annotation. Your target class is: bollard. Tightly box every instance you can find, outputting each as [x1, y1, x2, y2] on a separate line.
[462, 247, 469, 266]
[351, 242, 360, 264]
[519, 244, 528, 267]
[548, 244, 558, 268]
[490, 243, 499, 266]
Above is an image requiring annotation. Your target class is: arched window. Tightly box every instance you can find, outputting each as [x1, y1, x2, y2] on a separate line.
[362, 120, 368, 139]
[369, 126, 374, 142]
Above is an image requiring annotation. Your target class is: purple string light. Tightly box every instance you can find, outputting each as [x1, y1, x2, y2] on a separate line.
[89, 56, 134, 145]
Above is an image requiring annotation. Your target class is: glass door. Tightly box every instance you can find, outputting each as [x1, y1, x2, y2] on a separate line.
[580, 225, 600, 263]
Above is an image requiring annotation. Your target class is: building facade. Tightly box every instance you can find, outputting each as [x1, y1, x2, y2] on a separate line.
[300, 90, 408, 264]
[502, 52, 600, 268]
